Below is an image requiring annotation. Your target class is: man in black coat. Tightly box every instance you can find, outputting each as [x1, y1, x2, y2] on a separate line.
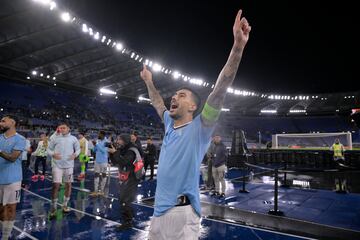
[143, 137, 157, 180]
[108, 134, 140, 231]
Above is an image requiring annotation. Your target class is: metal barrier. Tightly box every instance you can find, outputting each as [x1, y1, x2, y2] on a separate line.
[227, 150, 360, 216]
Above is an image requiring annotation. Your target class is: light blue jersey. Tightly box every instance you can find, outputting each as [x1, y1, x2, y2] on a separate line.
[47, 133, 80, 169]
[94, 139, 108, 164]
[0, 133, 26, 184]
[154, 111, 215, 217]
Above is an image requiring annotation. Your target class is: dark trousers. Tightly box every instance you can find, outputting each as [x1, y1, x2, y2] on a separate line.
[207, 158, 215, 189]
[144, 157, 155, 179]
[118, 178, 138, 224]
[22, 160, 28, 185]
[35, 156, 47, 175]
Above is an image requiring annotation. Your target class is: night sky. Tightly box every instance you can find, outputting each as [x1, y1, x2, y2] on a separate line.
[60, 0, 358, 94]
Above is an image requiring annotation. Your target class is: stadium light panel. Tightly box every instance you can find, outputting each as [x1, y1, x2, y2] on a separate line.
[261, 110, 277, 114]
[32, 71, 37, 75]
[116, 43, 123, 51]
[61, 12, 71, 22]
[173, 71, 180, 79]
[53, 77, 56, 80]
[27, 76, 30, 80]
[221, 108, 230, 112]
[35, 0, 51, 5]
[99, 88, 116, 95]
[227, 88, 234, 94]
[53, 83, 57, 86]
[46, 75, 50, 79]
[152, 63, 162, 72]
[40, 73, 44, 77]
[82, 24, 88, 33]
[289, 109, 306, 113]
[49, 1, 56, 10]
[138, 96, 151, 102]
[94, 32, 99, 40]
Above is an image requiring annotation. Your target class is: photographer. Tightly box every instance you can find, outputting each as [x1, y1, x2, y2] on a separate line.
[90, 130, 109, 197]
[108, 134, 140, 231]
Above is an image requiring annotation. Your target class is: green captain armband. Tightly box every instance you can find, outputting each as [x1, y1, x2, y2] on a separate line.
[201, 102, 221, 122]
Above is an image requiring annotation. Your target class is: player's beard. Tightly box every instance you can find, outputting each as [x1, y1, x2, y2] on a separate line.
[0, 126, 9, 133]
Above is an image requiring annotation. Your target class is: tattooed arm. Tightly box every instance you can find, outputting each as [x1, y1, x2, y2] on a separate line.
[140, 64, 167, 121]
[201, 10, 251, 125]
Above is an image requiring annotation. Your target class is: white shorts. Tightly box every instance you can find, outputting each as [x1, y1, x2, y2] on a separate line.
[149, 205, 200, 240]
[52, 166, 74, 183]
[0, 182, 21, 206]
[94, 163, 108, 173]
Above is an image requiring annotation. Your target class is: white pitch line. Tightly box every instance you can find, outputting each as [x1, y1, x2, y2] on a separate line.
[13, 225, 39, 240]
[22, 188, 147, 233]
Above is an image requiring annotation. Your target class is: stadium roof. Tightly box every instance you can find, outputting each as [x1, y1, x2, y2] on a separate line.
[0, 0, 358, 116]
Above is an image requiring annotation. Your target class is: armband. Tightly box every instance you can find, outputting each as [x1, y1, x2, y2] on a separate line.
[201, 103, 221, 122]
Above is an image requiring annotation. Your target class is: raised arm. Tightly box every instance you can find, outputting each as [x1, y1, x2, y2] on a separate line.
[202, 10, 251, 125]
[140, 64, 167, 121]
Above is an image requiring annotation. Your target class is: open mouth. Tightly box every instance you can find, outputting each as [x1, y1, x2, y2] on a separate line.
[170, 101, 178, 111]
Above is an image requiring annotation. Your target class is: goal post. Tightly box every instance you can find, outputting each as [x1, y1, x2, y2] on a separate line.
[272, 132, 352, 150]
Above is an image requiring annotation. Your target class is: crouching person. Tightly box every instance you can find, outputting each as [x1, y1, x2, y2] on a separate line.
[108, 134, 141, 231]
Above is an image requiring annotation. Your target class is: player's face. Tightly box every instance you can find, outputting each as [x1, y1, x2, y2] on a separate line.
[40, 134, 46, 140]
[0, 117, 15, 133]
[214, 136, 221, 143]
[58, 124, 70, 135]
[169, 89, 196, 119]
[116, 138, 125, 147]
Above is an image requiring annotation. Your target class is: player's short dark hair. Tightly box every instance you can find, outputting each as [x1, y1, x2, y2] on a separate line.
[3, 115, 19, 126]
[176, 87, 202, 116]
[58, 122, 69, 127]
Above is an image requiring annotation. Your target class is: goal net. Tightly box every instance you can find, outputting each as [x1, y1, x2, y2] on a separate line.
[272, 132, 352, 150]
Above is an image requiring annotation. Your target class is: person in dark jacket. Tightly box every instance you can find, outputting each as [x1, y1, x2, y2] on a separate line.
[143, 137, 157, 180]
[211, 135, 227, 198]
[108, 134, 140, 231]
[131, 131, 144, 158]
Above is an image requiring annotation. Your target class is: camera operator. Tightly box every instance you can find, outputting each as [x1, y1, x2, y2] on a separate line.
[108, 134, 140, 231]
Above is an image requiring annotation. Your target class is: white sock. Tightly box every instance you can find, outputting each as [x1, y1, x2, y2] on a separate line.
[1, 220, 14, 240]
[94, 177, 99, 192]
[51, 198, 58, 211]
[63, 197, 70, 207]
[100, 177, 107, 193]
